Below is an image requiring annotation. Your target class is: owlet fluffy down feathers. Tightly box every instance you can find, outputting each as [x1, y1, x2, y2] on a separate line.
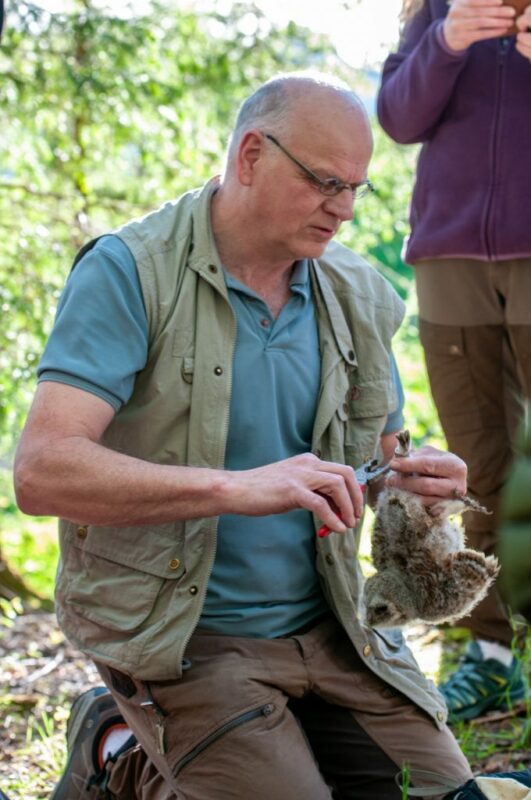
[363, 489, 499, 628]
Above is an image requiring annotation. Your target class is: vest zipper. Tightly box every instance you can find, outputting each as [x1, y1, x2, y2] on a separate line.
[173, 703, 275, 777]
[178, 274, 237, 671]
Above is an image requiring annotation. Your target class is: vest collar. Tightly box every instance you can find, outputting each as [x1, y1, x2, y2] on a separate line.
[187, 177, 225, 281]
[310, 258, 358, 368]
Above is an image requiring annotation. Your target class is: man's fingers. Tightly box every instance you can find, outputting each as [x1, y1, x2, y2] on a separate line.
[312, 460, 365, 523]
[386, 473, 463, 499]
[386, 446, 467, 499]
[390, 448, 466, 479]
[303, 490, 347, 532]
[233, 454, 365, 529]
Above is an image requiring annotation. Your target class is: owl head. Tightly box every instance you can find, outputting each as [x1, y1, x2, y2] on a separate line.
[363, 571, 416, 627]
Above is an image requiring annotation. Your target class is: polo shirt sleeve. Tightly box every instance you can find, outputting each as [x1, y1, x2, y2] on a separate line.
[382, 351, 405, 435]
[37, 235, 149, 411]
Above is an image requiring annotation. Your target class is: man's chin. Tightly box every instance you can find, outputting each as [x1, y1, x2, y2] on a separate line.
[300, 238, 334, 259]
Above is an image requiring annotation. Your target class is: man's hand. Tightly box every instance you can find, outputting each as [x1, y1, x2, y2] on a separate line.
[385, 444, 467, 507]
[225, 454, 365, 533]
[515, 4, 531, 58]
[443, 0, 515, 51]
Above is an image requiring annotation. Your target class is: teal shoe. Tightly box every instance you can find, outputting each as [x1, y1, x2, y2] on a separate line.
[439, 641, 526, 723]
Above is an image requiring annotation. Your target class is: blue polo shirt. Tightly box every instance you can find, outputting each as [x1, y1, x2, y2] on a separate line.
[201, 263, 328, 636]
[38, 235, 404, 638]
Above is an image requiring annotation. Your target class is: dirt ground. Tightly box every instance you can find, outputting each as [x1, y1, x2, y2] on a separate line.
[1, 612, 529, 799]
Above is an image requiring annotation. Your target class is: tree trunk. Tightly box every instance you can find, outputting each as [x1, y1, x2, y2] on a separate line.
[0, 548, 53, 611]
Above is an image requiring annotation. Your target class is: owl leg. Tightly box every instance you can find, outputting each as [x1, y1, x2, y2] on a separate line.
[452, 549, 499, 584]
[439, 551, 499, 622]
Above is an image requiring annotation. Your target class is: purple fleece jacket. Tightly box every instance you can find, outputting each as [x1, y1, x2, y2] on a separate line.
[377, 0, 531, 264]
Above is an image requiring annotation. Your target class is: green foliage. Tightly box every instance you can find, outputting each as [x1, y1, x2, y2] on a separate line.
[0, 0, 344, 459]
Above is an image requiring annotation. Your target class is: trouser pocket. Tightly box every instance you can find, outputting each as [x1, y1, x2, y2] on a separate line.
[173, 703, 276, 777]
[418, 320, 505, 435]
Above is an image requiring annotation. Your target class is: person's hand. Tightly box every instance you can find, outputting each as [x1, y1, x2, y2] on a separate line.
[515, 4, 531, 58]
[443, 0, 515, 51]
[384, 445, 467, 507]
[226, 453, 364, 533]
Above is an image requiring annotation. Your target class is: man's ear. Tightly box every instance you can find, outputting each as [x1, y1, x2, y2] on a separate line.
[236, 130, 264, 186]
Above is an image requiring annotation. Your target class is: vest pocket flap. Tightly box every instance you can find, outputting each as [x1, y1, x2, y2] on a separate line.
[59, 545, 165, 632]
[346, 381, 390, 419]
[63, 521, 186, 579]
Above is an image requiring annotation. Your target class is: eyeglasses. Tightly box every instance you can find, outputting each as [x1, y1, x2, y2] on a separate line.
[264, 133, 374, 199]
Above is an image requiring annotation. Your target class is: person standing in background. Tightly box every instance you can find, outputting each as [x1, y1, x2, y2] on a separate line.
[377, 0, 530, 723]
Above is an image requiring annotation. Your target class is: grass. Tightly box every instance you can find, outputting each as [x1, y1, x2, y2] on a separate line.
[2, 707, 67, 800]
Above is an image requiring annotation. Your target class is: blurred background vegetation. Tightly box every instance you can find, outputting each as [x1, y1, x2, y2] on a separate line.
[0, 0, 442, 610]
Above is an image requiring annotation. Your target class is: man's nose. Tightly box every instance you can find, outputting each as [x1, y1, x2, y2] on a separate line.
[323, 188, 355, 221]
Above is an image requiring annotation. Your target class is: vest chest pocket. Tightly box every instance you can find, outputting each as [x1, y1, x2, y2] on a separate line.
[345, 380, 391, 420]
[340, 380, 390, 462]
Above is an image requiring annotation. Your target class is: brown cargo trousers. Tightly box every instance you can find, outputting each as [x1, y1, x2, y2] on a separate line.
[416, 257, 531, 646]
[96, 616, 471, 799]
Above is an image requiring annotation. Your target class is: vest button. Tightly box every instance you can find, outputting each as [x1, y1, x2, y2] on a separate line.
[348, 350, 355, 361]
[214, 366, 223, 376]
[325, 554, 334, 565]
[76, 526, 87, 539]
[189, 585, 198, 595]
[208, 264, 218, 274]
[363, 644, 372, 657]
[350, 386, 360, 400]
[436, 710, 445, 722]
[449, 344, 461, 355]
[169, 558, 180, 570]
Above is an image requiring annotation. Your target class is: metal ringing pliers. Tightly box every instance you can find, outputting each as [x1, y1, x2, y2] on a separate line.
[316, 429, 411, 539]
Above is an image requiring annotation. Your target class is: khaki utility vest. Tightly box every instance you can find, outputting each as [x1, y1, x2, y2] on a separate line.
[55, 179, 447, 725]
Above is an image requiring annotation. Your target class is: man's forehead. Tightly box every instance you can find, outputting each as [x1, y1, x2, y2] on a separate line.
[288, 92, 370, 141]
[288, 113, 372, 171]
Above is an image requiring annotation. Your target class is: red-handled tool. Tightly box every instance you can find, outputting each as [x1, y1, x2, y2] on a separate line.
[317, 430, 411, 538]
[316, 458, 392, 538]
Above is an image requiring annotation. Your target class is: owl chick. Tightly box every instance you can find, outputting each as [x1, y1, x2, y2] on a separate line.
[363, 488, 499, 628]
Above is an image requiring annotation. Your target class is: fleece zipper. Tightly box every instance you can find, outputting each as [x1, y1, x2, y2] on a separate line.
[483, 37, 510, 258]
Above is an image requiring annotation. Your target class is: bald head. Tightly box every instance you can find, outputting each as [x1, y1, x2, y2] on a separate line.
[226, 72, 371, 168]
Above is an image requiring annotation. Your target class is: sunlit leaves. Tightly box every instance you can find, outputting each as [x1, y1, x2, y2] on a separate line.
[0, 1, 335, 457]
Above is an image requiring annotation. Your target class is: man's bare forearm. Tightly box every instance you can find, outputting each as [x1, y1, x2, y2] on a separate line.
[15, 434, 231, 525]
[14, 382, 364, 530]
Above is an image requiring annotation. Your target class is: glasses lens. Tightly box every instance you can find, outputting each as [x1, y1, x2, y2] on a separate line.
[318, 180, 374, 198]
[319, 178, 343, 197]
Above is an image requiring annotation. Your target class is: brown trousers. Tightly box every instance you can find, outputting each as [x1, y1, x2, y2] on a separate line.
[415, 258, 531, 645]
[97, 617, 471, 800]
